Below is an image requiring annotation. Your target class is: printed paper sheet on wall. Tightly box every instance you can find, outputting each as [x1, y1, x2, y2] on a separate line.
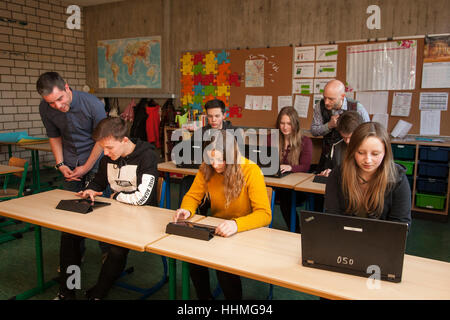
[346, 40, 417, 91]
[422, 35, 450, 89]
[245, 59, 265, 87]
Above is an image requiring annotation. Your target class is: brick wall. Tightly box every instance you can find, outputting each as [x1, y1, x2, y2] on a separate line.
[0, 0, 86, 166]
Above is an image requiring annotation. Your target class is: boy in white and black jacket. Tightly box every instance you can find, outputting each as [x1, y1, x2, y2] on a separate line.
[86, 137, 158, 206]
[55, 117, 158, 300]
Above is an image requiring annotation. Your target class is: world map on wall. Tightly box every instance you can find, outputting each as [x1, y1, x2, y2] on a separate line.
[97, 36, 161, 88]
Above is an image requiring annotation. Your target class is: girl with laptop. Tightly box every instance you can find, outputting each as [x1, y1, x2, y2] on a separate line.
[173, 130, 272, 300]
[324, 122, 411, 227]
[275, 107, 312, 233]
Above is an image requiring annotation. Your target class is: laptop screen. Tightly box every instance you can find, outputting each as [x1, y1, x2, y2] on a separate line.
[300, 210, 408, 282]
[244, 144, 280, 176]
[172, 139, 204, 167]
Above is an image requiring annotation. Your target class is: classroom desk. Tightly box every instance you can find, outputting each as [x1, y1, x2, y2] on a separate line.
[0, 165, 24, 175]
[147, 216, 450, 300]
[294, 174, 326, 195]
[157, 161, 312, 231]
[0, 165, 27, 243]
[0, 189, 194, 299]
[0, 139, 49, 159]
[16, 142, 52, 193]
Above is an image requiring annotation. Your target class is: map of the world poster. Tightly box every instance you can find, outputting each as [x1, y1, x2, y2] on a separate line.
[97, 36, 161, 88]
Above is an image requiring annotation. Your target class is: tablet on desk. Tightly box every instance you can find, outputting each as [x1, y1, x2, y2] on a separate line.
[166, 221, 216, 241]
[56, 199, 111, 214]
[312, 175, 328, 184]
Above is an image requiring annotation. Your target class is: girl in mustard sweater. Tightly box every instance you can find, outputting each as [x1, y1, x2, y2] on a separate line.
[173, 130, 271, 300]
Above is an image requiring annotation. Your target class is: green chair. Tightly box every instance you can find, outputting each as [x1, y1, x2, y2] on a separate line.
[1, 157, 29, 201]
[0, 157, 33, 243]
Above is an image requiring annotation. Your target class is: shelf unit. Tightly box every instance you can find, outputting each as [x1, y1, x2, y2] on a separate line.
[392, 140, 450, 217]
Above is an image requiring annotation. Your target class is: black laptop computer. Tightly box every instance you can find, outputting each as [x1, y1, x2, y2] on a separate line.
[244, 144, 290, 178]
[172, 139, 203, 169]
[300, 210, 408, 283]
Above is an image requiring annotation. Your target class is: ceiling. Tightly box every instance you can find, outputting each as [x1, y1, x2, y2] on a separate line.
[60, 0, 125, 7]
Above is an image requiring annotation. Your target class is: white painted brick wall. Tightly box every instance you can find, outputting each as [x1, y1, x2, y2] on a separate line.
[0, 0, 86, 166]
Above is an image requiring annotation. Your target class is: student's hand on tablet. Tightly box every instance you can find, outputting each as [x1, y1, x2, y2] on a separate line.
[173, 208, 191, 222]
[77, 189, 102, 203]
[215, 220, 238, 237]
[318, 169, 332, 177]
[280, 164, 292, 173]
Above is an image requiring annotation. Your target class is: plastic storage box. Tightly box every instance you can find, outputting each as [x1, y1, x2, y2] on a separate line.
[419, 146, 450, 162]
[415, 192, 446, 210]
[416, 177, 448, 194]
[418, 161, 449, 178]
[392, 144, 416, 160]
[394, 160, 415, 175]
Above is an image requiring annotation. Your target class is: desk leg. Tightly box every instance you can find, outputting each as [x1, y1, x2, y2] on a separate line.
[30, 148, 36, 192]
[181, 261, 190, 300]
[34, 150, 41, 193]
[168, 258, 176, 299]
[307, 194, 315, 211]
[269, 189, 276, 228]
[10, 225, 56, 300]
[164, 173, 171, 209]
[31, 150, 41, 193]
[290, 189, 296, 233]
[30, 149, 41, 194]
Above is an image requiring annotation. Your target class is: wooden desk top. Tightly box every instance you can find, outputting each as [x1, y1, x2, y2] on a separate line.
[157, 161, 313, 189]
[0, 189, 180, 252]
[0, 165, 24, 175]
[16, 142, 52, 152]
[147, 216, 450, 300]
[264, 172, 312, 189]
[391, 139, 450, 147]
[157, 161, 198, 176]
[0, 139, 49, 146]
[294, 175, 326, 195]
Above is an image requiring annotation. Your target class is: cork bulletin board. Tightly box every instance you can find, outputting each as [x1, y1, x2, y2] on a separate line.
[180, 38, 450, 135]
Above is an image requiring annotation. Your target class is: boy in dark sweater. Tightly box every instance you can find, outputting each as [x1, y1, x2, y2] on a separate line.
[55, 117, 158, 300]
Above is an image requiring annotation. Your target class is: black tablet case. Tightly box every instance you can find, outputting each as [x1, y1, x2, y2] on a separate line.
[312, 175, 328, 184]
[166, 221, 216, 241]
[56, 199, 111, 214]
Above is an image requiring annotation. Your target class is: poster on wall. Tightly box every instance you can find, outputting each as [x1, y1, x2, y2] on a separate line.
[292, 79, 313, 95]
[422, 35, 450, 89]
[294, 46, 315, 62]
[346, 40, 417, 91]
[316, 45, 338, 61]
[315, 62, 337, 78]
[293, 62, 314, 78]
[245, 59, 265, 87]
[180, 49, 235, 112]
[97, 36, 161, 88]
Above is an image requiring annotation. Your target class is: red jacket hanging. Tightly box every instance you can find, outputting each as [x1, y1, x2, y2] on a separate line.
[145, 104, 160, 148]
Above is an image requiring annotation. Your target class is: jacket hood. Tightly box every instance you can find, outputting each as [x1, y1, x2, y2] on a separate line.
[394, 162, 407, 183]
[114, 138, 155, 168]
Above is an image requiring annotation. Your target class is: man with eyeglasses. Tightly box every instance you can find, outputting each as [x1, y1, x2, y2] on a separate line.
[311, 79, 370, 173]
[37, 72, 108, 281]
[37, 72, 106, 189]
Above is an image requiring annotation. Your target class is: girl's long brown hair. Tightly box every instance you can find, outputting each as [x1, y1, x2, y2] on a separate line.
[276, 107, 302, 165]
[341, 122, 397, 218]
[199, 130, 245, 208]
